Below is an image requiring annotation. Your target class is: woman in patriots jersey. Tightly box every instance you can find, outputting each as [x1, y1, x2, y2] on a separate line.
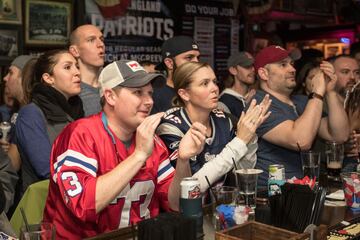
[157, 62, 271, 192]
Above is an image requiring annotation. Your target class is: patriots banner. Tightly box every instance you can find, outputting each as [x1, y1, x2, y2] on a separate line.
[86, 0, 175, 64]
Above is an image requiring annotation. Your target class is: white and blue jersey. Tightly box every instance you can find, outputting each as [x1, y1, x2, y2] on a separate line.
[157, 107, 258, 193]
[157, 107, 235, 175]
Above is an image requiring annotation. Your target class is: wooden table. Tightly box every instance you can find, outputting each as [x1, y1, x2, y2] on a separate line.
[319, 178, 360, 227]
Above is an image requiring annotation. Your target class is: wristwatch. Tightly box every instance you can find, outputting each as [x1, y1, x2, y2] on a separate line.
[308, 92, 324, 101]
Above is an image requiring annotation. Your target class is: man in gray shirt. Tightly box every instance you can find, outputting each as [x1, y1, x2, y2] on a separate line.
[69, 24, 105, 116]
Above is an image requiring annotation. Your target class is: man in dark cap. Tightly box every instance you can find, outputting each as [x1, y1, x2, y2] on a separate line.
[3, 55, 35, 104]
[151, 36, 200, 113]
[218, 52, 256, 119]
[250, 45, 349, 187]
[1, 55, 36, 154]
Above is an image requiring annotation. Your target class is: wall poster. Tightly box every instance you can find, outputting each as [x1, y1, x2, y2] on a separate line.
[86, 0, 241, 82]
[182, 1, 240, 82]
[86, 0, 175, 64]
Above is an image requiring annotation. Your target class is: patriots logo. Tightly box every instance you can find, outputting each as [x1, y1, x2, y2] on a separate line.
[126, 61, 145, 72]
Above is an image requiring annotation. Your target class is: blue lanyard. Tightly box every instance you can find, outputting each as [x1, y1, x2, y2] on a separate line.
[101, 112, 120, 161]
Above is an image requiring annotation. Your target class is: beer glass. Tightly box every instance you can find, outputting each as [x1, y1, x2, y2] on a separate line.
[325, 141, 344, 180]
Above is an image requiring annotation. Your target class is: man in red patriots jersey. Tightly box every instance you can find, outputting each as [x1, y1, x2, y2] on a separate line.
[43, 60, 207, 239]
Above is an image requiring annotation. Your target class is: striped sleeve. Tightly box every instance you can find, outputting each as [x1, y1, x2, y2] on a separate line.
[53, 149, 98, 182]
[157, 158, 174, 183]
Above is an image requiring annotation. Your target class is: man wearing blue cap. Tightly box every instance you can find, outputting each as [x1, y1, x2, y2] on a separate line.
[151, 36, 201, 114]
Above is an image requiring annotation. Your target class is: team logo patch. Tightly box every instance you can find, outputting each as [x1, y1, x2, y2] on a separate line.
[192, 44, 198, 49]
[126, 61, 145, 72]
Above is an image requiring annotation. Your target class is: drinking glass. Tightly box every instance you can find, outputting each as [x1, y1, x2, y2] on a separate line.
[301, 151, 321, 181]
[325, 141, 344, 180]
[20, 222, 55, 240]
[235, 169, 263, 210]
[210, 186, 237, 231]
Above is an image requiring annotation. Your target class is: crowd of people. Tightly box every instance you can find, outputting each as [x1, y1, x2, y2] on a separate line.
[0, 24, 359, 239]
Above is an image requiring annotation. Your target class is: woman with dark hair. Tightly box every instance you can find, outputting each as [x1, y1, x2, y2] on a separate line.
[157, 62, 271, 192]
[294, 61, 321, 95]
[14, 49, 84, 196]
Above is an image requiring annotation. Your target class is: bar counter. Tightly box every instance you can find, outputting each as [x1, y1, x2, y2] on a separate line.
[87, 179, 360, 240]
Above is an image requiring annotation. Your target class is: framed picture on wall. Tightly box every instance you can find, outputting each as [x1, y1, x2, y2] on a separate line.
[25, 0, 72, 45]
[0, 24, 22, 64]
[0, 0, 22, 24]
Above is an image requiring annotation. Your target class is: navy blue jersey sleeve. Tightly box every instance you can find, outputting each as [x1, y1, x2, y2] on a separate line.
[156, 120, 184, 167]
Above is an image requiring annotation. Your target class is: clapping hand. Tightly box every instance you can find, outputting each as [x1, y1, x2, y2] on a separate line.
[134, 112, 164, 160]
[311, 70, 327, 97]
[320, 61, 337, 93]
[236, 94, 271, 144]
[178, 122, 207, 161]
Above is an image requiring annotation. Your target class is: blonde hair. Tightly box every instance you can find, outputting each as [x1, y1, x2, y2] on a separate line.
[172, 62, 211, 107]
